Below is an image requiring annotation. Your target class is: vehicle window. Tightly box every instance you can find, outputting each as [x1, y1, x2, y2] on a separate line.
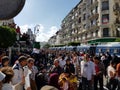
[114, 48, 117, 53]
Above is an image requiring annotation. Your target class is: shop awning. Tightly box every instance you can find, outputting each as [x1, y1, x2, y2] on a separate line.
[88, 38, 116, 44]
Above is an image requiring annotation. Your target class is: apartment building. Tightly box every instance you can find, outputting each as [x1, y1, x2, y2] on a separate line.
[59, 0, 120, 45]
[48, 35, 56, 46]
[26, 28, 35, 42]
[0, 19, 14, 26]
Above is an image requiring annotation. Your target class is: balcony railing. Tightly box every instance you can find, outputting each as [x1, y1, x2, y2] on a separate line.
[114, 18, 120, 24]
[89, 0, 98, 10]
[89, 25, 99, 31]
[89, 13, 99, 20]
[113, 3, 120, 15]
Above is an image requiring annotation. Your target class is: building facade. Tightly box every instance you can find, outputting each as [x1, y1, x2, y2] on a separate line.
[48, 35, 56, 46]
[0, 19, 15, 26]
[56, 0, 120, 45]
[26, 28, 35, 42]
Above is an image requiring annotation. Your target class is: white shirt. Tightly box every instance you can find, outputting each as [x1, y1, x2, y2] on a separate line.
[30, 66, 38, 80]
[23, 66, 32, 90]
[2, 83, 13, 90]
[81, 60, 96, 80]
[12, 64, 23, 85]
[12, 64, 31, 90]
[107, 65, 116, 78]
[101, 56, 106, 61]
[59, 59, 66, 68]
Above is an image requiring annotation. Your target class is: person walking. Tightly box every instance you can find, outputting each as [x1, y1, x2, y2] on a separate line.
[107, 61, 118, 90]
[26, 58, 38, 90]
[80, 54, 96, 90]
[12, 56, 31, 90]
[93, 56, 105, 90]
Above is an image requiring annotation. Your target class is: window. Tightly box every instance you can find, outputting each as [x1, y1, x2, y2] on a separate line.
[75, 13, 78, 17]
[72, 23, 75, 29]
[93, 20, 97, 25]
[83, 24, 87, 29]
[91, 32, 93, 37]
[79, 9, 81, 14]
[91, 20, 93, 26]
[91, 0, 93, 4]
[95, 6, 98, 13]
[83, 13, 86, 20]
[95, 30, 98, 37]
[103, 28, 109, 37]
[72, 16, 74, 19]
[102, 14, 109, 24]
[85, 33, 87, 39]
[102, 1, 109, 10]
[78, 17, 81, 23]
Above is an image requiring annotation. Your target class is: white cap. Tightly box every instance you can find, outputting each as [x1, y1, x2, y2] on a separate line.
[41, 85, 58, 90]
[0, 71, 6, 81]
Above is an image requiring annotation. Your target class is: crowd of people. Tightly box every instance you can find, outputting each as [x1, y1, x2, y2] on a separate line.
[0, 49, 120, 90]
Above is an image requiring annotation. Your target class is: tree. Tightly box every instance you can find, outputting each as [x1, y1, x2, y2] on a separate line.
[0, 26, 16, 48]
[43, 43, 51, 49]
[68, 42, 81, 46]
[33, 42, 40, 49]
[115, 38, 120, 42]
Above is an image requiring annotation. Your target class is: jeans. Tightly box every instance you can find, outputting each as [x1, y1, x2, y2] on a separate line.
[81, 77, 93, 90]
[117, 77, 120, 90]
[94, 75, 103, 90]
[107, 77, 118, 90]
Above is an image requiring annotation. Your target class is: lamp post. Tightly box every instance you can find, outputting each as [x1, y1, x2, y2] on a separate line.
[33, 25, 41, 49]
[34, 24, 40, 41]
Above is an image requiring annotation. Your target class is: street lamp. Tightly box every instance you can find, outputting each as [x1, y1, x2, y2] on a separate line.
[34, 24, 40, 41]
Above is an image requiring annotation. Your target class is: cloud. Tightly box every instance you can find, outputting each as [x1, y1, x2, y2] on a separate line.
[20, 24, 34, 34]
[19, 24, 58, 42]
[36, 26, 58, 42]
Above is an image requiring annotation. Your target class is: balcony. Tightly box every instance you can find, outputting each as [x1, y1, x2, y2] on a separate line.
[114, 18, 120, 24]
[113, 3, 120, 15]
[89, 13, 99, 20]
[89, 25, 99, 31]
[89, 0, 98, 10]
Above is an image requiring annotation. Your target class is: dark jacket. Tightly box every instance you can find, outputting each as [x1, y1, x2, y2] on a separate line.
[64, 63, 75, 74]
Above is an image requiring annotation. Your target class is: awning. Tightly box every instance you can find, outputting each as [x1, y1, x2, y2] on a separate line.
[88, 38, 116, 44]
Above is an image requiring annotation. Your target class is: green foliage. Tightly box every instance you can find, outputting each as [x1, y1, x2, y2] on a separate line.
[68, 42, 80, 46]
[52, 44, 65, 47]
[33, 42, 40, 49]
[115, 38, 120, 42]
[43, 43, 51, 49]
[0, 26, 16, 48]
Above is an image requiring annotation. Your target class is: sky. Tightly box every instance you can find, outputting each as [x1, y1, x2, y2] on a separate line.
[14, 0, 80, 42]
